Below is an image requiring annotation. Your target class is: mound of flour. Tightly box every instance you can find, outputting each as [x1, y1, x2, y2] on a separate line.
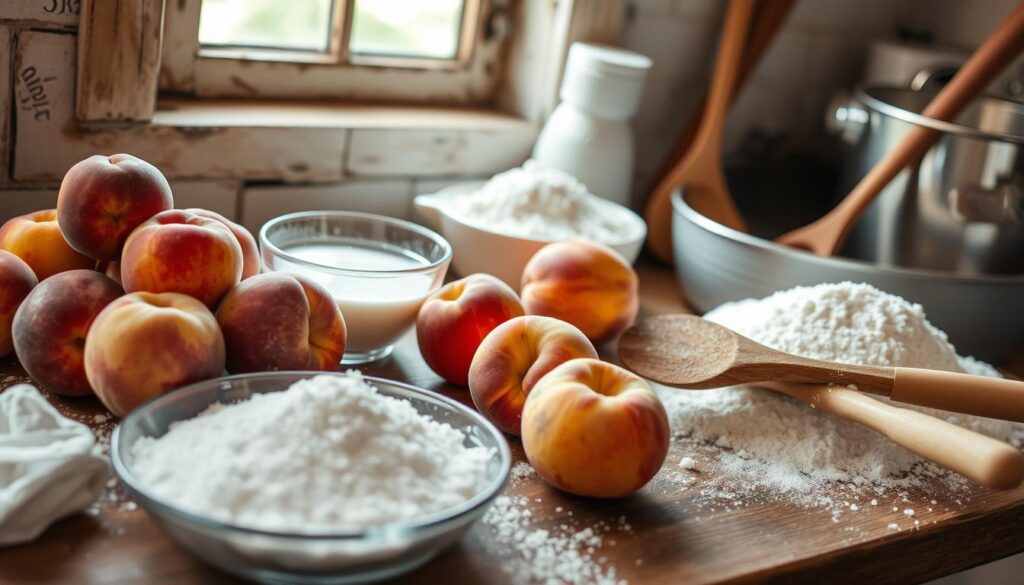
[131, 373, 494, 532]
[657, 282, 1022, 492]
[450, 160, 623, 242]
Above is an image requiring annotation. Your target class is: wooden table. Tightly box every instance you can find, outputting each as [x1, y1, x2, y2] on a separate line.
[2, 264, 1023, 585]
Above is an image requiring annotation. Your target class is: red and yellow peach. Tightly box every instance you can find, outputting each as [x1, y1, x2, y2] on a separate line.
[0, 209, 94, 280]
[216, 273, 347, 373]
[468, 315, 597, 435]
[56, 154, 173, 261]
[84, 292, 225, 417]
[522, 358, 670, 498]
[417, 274, 525, 386]
[0, 251, 38, 357]
[521, 241, 638, 344]
[186, 208, 260, 280]
[12, 269, 122, 396]
[121, 209, 243, 309]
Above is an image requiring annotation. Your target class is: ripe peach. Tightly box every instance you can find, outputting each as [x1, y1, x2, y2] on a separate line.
[522, 358, 670, 498]
[0, 251, 38, 357]
[56, 154, 173, 261]
[468, 315, 597, 435]
[12, 270, 122, 396]
[186, 208, 260, 279]
[521, 241, 639, 344]
[95, 260, 122, 285]
[0, 209, 94, 280]
[84, 292, 225, 417]
[216, 273, 347, 373]
[121, 209, 243, 309]
[417, 274, 525, 386]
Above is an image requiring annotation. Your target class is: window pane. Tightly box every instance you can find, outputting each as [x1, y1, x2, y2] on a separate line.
[199, 0, 333, 52]
[349, 0, 465, 60]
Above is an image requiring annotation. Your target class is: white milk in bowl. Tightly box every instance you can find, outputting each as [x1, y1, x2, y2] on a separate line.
[275, 241, 436, 363]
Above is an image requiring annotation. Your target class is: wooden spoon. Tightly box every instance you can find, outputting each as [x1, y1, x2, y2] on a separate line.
[766, 382, 1024, 489]
[644, 0, 797, 263]
[644, 0, 755, 262]
[618, 314, 1024, 423]
[775, 2, 1024, 255]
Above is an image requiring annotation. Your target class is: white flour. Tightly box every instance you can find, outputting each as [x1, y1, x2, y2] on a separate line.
[450, 160, 625, 243]
[131, 373, 494, 532]
[657, 282, 1023, 493]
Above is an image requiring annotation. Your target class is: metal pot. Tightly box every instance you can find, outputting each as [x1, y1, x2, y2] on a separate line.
[671, 190, 1024, 361]
[832, 87, 1024, 275]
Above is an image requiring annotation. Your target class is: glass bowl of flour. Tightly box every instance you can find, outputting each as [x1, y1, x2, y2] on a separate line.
[111, 371, 511, 584]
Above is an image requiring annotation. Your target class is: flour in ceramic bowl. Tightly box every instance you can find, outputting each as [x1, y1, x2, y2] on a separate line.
[130, 373, 494, 532]
[657, 282, 1023, 493]
[449, 160, 627, 243]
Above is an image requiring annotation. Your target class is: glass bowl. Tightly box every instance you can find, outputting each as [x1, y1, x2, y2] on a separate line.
[111, 372, 511, 585]
[259, 211, 451, 364]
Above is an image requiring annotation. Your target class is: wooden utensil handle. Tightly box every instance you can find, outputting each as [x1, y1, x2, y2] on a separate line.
[768, 382, 1024, 489]
[831, 2, 1024, 238]
[890, 367, 1024, 423]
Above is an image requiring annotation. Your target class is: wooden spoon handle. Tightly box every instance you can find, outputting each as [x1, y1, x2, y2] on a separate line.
[768, 382, 1024, 489]
[891, 367, 1024, 422]
[776, 1, 1024, 255]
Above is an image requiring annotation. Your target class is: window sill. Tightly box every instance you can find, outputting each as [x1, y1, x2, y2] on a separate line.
[152, 98, 538, 132]
[140, 97, 540, 181]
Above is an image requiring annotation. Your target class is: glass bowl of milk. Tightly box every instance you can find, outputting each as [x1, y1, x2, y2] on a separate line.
[260, 211, 451, 364]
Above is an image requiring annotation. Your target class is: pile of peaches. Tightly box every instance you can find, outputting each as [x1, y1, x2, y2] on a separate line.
[0, 154, 348, 417]
[0, 152, 669, 500]
[416, 240, 670, 499]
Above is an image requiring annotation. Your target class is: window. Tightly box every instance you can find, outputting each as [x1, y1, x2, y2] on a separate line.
[161, 0, 508, 103]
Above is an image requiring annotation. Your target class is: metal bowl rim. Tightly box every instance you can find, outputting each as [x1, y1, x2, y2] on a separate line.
[672, 189, 1024, 284]
[857, 86, 1024, 145]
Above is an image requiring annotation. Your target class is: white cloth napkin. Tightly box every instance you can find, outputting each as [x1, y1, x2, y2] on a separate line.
[0, 384, 109, 546]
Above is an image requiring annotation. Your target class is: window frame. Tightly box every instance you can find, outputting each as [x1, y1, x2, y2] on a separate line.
[160, 0, 506, 104]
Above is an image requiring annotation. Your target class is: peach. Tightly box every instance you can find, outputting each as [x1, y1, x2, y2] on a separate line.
[0, 209, 94, 280]
[95, 260, 122, 285]
[84, 292, 225, 417]
[12, 270, 122, 396]
[468, 315, 597, 435]
[521, 241, 639, 344]
[417, 274, 525, 386]
[121, 209, 243, 309]
[216, 273, 347, 373]
[57, 154, 173, 261]
[0, 251, 38, 357]
[186, 208, 260, 279]
[522, 358, 670, 498]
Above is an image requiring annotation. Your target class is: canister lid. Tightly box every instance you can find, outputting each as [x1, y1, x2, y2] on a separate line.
[560, 42, 652, 119]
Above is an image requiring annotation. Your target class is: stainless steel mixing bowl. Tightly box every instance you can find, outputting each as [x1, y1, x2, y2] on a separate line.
[672, 190, 1024, 361]
[834, 87, 1024, 275]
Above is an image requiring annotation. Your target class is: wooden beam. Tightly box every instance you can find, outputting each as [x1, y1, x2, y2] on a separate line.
[75, 0, 165, 122]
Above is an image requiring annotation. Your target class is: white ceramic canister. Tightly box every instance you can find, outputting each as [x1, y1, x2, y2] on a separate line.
[532, 43, 652, 206]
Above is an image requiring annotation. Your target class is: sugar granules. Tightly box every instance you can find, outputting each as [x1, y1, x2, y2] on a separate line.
[655, 282, 1024, 515]
[131, 372, 494, 532]
[482, 491, 627, 585]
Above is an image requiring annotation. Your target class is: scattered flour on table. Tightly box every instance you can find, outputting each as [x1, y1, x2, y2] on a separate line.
[483, 495, 627, 585]
[449, 160, 625, 243]
[656, 282, 1024, 499]
[131, 373, 494, 532]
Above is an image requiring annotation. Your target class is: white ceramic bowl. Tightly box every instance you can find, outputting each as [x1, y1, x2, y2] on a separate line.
[414, 182, 647, 288]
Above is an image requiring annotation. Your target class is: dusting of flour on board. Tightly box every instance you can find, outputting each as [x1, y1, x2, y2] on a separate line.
[650, 283, 1024, 527]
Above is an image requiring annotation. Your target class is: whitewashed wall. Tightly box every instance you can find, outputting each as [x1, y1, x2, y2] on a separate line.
[0, 0, 1020, 225]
